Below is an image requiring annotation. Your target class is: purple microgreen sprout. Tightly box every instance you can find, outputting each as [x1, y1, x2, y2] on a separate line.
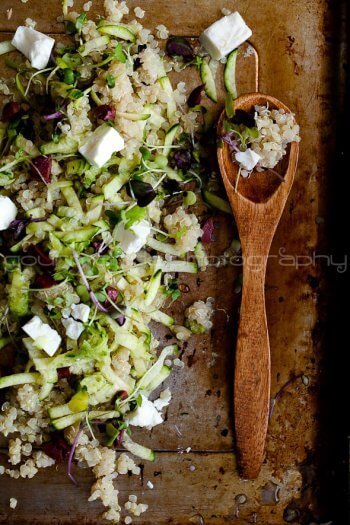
[222, 134, 240, 152]
[171, 149, 192, 171]
[43, 111, 63, 121]
[267, 168, 285, 183]
[67, 426, 83, 485]
[116, 428, 125, 447]
[72, 250, 109, 313]
[269, 374, 305, 419]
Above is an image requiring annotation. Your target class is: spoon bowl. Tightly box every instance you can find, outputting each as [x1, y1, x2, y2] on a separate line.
[218, 94, 297, 204]
[217, 93, 299, 479]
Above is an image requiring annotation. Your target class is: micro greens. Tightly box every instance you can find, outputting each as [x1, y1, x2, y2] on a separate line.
[0, 155, 29, 173]
[75, 13, 88, 32]
[25, 67, 54, 97]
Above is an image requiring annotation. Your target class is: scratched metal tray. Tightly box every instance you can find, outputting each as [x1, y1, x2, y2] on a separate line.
[0, 0, 348, 524]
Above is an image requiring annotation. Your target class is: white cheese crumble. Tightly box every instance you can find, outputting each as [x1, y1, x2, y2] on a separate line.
[11, 27, 55, 70]
[62, 318, 85, 341]
[146, 480, 154, 489]
[70, 303, 90, 323]
[126, 395, 163, 429]
[114, 220, 151, 255]
[200, 12, 252, 60]
[153, 388, 172, 411]
[79, 124, 125, 168]
[22, 316, 61, 357]
[0, 196, 17, 231]
[235, 149, 261, 171]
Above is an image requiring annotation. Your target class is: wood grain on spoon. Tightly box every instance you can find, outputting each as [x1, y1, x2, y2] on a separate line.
[217, 93, 299, 479]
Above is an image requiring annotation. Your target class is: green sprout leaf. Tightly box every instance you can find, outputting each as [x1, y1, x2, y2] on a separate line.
[75, 13, 87, 32]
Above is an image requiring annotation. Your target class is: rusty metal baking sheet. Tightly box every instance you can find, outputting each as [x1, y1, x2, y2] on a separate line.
[0, 0, 344, 523]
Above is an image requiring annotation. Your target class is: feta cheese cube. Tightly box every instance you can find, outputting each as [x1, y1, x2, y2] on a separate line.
[126, 395, 163, 429]
[114, 220, 151, 255]
[200, 12, 252, 60]
[235, 149, 261, 171]
[22, 316, 61, 357]
[79, 124, 125, 168]
[62, 318, 85, 341]
[11, 26, 55, 70]
[0, 196, 17, 231]
[70, 303, 90, 323]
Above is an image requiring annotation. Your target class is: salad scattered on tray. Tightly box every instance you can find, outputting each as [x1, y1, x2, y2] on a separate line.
[0, 1, 299, 521]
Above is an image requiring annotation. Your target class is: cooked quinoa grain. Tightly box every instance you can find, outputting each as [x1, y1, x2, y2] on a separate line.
[252, 106, 301, 169]
[9, 498, 18, 509]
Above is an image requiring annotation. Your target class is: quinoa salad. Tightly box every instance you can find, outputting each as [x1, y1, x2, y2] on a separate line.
[0, 1, 299, 522]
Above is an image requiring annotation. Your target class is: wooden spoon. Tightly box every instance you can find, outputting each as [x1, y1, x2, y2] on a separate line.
[217, 93, 299, 479]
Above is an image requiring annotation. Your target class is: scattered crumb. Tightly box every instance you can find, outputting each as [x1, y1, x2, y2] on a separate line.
[221, 7, 232, 15]
[9, 498, 17, 509]
[189, 465, 196, 472]
[128, 495, 137, 503]
[125, 517, 133, 525]
[244, 44, 255, 58]
[134, 7, 145, 19]
[125, 498, 148, 517]
[156, 24, 169, 40]
[83, 1, 92, 11]
[0, 466, 5, 475]
[21, 0, 29, 3]
[6, 8, 13, 20]
[174, 425, 182, 437]
[146, 480, 154, 489]
[186, 447, 191, 453]
[173, 358, 184, 369]
[164, 359, 172, 367]
[301, 375, 310, 386]
[25, 18, 37, 28]
[206, 352, 219, 368]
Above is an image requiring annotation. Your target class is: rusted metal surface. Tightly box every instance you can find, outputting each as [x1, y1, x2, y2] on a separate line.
[0, 0, 341, 523]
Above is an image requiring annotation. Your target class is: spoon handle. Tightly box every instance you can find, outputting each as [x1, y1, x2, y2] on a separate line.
[234, 257, 270, 479]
